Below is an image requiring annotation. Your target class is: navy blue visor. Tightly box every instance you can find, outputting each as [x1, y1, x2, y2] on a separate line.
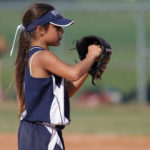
[26, 9, 74, 32]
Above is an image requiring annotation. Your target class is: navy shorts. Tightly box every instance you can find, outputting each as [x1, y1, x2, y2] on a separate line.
[18, 120, 65, 150]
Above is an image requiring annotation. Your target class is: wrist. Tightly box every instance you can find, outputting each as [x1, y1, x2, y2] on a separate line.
[86, 54, 96, 62]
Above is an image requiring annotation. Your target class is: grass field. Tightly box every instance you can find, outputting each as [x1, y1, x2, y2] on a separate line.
[0, 3, 150, 133]
[0, 101, 150, 135]
[0, 7, 150, 100]
[0, 2, 150, 150]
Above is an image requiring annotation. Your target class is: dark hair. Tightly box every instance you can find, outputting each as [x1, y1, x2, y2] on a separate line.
[15, 3, 54, 118]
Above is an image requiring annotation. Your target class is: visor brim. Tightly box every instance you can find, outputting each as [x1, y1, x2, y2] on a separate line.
[50, 18, 74, 27]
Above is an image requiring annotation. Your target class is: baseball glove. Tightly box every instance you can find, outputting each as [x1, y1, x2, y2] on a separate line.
[75, 35, 112, 85]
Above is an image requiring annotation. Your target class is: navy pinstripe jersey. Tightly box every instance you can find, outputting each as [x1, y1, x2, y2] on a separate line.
[21, 46, 70, 125]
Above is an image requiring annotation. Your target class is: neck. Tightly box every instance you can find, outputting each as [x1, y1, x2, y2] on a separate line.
[31, 41, 49, 50]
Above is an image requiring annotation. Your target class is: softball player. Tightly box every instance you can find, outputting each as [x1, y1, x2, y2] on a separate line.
[11, 3, 103, 150]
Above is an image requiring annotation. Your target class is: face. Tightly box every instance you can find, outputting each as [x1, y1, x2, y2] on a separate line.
[43, 24, 64, 46]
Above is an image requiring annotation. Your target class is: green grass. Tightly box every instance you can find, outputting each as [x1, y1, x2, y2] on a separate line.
[0, 8, 150, 99]
[0, 101, 19, 133]
[1, 101, 150, 135]
[65, 103, 150, 135]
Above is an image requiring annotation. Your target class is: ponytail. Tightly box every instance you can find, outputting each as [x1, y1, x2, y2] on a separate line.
[15, 3, 54, 118]
[15, 30, 31, 118]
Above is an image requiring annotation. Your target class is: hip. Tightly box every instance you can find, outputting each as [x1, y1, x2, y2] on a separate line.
[18, 120, 65, 150]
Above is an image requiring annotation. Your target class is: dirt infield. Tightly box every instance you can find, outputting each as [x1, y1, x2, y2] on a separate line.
[0, 133, 150, 150]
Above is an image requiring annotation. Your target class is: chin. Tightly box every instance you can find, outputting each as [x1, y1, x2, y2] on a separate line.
[53, 43, 60, 46]
[55, 42, 60, 46]
[49, 42, 60, 46]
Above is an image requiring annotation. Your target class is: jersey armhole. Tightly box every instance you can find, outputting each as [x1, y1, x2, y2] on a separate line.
[28, 50, 53, 78]
[28, 51, 41, 76]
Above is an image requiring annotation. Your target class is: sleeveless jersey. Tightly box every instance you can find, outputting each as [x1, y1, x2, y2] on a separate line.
[21, 46, 70, 126]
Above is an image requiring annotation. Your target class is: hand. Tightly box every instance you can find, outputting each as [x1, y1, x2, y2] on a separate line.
[75, 35, 112, 85]
[86, 44, 102, 60]
[94, 54, 111, 80]
[99, 53, 111, 72]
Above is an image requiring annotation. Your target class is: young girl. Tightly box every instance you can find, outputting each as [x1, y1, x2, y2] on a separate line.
[11, 3, 109, 150]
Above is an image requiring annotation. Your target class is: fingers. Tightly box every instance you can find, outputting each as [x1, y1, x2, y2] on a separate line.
[100, 64, 107, 72]
[103, 53, 111, 64]
[95, 71, 102, 80]
[87, 44, 102, 59]
[94, 51, 111, 81]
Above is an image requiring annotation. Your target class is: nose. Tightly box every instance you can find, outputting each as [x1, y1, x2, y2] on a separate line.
[59, 27, 64, 35]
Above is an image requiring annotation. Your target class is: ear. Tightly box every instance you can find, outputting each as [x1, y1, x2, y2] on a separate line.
[36, 26, 46, 36]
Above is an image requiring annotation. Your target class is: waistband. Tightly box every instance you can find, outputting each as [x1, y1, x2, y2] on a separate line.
[36, 122, 65, 131]
[22, 120, 65, 131]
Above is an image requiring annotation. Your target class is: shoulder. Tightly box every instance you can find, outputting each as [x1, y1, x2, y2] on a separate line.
[36, 50, 57, 61]
[35, 49, 59, 66]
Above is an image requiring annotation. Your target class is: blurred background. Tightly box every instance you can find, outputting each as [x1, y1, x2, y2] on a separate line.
[0, 0, 150, 149]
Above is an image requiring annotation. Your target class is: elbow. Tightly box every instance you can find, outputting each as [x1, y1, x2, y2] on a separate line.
[69, 70, 81, 82]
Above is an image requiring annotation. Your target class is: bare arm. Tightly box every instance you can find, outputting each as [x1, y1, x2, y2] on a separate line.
[35, 45, 102, 82]
[67, 73, 88, 97]
[67, 53, 111, 98]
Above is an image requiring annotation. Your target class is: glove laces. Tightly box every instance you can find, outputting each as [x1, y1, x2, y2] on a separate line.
[10, 24, 25, 56]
